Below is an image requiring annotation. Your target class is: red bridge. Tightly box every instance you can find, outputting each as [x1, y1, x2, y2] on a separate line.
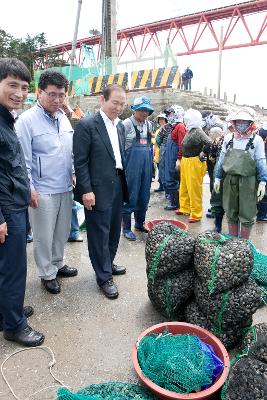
[34, 0, 267, 69]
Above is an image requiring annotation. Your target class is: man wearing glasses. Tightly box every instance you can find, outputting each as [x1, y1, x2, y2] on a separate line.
[16, 71, 77, 294]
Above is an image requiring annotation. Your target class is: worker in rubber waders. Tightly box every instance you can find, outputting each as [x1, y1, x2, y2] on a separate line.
[175, 109, 211, 223]
[214, 107, 267, 239]
[122, 96, 154, 241]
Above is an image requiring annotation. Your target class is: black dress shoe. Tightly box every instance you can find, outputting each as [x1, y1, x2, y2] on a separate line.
[100, 279, 119, 299]
[112, 264, 126, 275]
[41, 278, 61, 294]
[0, 305, 34, 332]
[134, 225, 149, 233]
[3, 325, 45, 347]
[57, 265, 78, 277]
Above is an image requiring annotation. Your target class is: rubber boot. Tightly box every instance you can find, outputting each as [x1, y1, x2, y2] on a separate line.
[164, 192, 179, 210]
[228, 223, 239, 237]
[214, 215, 223, 233]
[240, 224, 252, 239]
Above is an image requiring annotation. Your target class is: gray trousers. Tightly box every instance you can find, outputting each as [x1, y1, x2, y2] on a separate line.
[29, 192, 72, 280]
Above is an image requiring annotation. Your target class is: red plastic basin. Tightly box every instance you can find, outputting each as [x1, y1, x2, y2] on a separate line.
[144, 219, 188, 232]
[132, 322, 230, 400]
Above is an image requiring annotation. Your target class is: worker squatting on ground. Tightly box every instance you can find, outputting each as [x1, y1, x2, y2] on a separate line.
[176, 109, 211, 223]
[214, 107, 267, 239]
[122, 96, 154, 241]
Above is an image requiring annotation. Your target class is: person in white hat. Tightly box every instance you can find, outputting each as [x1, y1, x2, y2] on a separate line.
[214, 107, 267, 238]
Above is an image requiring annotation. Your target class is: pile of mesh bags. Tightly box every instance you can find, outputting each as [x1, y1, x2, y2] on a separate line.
[57, 382, 158, 399]
[185, 232, 262, 349]
[221, 323, 267, 400]
[145, 222, 195, 319]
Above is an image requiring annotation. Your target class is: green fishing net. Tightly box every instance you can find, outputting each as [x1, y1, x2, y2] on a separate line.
[137, 330, 220, 394]
[57, 382, 158, 400]
[248, 241, 267, 303]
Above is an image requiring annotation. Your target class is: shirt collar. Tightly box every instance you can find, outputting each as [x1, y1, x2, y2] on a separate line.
[100, 109, 119, 126]
[37, 100, 63, 121]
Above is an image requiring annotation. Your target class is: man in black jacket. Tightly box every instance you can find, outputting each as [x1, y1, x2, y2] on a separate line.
[73, 84, 128, 299]
[0, 58, 44, 346]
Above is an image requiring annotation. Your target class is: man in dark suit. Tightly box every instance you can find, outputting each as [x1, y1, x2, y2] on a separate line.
[73, 84, 128, 299]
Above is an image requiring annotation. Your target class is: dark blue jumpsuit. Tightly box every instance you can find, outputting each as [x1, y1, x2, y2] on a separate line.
[122, 121, 153, 231]
[164, 134, 179, 195]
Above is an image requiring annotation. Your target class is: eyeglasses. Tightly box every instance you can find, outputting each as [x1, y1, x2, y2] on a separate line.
[43, 90, 66, 100]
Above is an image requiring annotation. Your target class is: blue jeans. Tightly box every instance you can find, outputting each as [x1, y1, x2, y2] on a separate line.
[69, 200, 80, 240]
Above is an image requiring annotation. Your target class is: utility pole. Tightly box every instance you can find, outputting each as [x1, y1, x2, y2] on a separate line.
[68, 0, 83, 95]
[101, 0, 117, 75]
[217, 26, 223, 100]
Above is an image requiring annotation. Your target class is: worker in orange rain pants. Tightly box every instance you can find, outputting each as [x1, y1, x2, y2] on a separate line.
[175, 109, 211, 223]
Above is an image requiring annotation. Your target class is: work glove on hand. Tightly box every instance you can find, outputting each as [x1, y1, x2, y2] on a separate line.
[175, 159, 181, 172]
[257, 182, 266, 202]
[214, 179, 221, 194]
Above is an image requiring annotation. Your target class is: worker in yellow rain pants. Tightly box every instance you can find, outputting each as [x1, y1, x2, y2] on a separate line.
[179, 156, 207, 220]
[176, 109, 211, 223]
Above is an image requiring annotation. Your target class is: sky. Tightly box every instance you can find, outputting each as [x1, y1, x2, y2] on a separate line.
[0, 0, 266, 108]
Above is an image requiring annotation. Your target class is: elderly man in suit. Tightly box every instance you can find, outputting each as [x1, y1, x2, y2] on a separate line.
[73, 84, 128, 299]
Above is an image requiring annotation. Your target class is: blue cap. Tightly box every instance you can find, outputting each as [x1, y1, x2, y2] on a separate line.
[131, 96, 154, 115]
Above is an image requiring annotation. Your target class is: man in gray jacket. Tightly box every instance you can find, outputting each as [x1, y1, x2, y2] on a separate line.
[16, 71, 77, 294]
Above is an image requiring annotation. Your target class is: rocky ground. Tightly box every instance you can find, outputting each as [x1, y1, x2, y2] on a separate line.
[0, 179, 266, 400]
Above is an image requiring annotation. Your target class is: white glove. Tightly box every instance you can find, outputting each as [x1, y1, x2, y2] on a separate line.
[214, 179, 221, 194]
[257, 182, 266, 202]
[175, 159, 181, 172]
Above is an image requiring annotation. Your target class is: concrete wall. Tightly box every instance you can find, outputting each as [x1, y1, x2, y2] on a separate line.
[69, 88, 212, 117]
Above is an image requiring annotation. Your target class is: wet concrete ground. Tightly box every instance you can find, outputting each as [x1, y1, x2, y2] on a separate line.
[0, 179, 266, 400]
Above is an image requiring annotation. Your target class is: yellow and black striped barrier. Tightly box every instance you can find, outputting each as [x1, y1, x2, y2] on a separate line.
[86, 66, 180, 95]
[89, 72, 128, 95]
[131, 66, 180, 89]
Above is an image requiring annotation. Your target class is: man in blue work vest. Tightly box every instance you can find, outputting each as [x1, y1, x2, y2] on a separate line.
[122, 96, 154, 241]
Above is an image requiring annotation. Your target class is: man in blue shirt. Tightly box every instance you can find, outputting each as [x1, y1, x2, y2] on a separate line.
[16, 71, 78, 294]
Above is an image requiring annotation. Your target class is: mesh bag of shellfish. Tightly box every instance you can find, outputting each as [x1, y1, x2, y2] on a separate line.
[145, 222, 195, 280]
[147, 269, 194, 319]
[194, 278, 262, 328]
[221, 331, 267, 400]
[238, 323, 267, 368]
[194, 232, 253, 296]
[184, 300, 252, 349]
[221, 356, 267, 400]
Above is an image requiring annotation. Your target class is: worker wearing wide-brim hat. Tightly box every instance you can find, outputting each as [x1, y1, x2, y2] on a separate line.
[214, 106, 267, 239]
[122, 96, 154, 241]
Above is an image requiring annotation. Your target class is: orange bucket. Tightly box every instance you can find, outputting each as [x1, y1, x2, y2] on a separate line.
[144, 219, 188, 232]
[132, 322, 230, 400]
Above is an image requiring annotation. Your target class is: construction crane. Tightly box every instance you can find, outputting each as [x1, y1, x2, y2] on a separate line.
[101, 0, 117, 75]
